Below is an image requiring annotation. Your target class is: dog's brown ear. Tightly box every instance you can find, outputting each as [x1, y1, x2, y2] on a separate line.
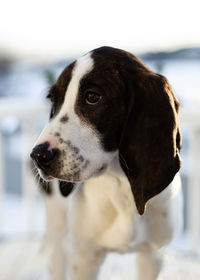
[119, 71, 181, 215]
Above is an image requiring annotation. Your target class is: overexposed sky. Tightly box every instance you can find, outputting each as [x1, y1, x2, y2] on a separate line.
[0, 0, 200, 61]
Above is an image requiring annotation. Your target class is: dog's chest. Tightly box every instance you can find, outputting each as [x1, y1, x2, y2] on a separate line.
[67, 171, 138, 251]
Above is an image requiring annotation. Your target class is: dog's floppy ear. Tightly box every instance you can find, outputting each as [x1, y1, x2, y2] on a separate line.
[119, 68, 181, 215]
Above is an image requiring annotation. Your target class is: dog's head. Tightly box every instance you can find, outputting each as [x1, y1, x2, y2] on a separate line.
[31, 46, 181, 214]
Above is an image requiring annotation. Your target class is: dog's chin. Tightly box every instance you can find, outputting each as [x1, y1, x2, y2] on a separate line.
[38, 164, 108, 183]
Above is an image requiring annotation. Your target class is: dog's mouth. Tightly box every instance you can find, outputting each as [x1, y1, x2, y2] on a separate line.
[38, 163, 108, 183]
[38, 169, 54, 182]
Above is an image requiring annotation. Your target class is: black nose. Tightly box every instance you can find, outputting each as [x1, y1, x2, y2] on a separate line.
[30, 142, 58, 170]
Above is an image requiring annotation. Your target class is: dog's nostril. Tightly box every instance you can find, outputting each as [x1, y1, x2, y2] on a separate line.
[30, 142, 59, 169]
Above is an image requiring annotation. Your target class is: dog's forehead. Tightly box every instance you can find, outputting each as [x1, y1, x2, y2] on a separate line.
[56, 53, 93, 94]
[74, 53, 94, 80]
[52, 52, 94, 120]
[67, 52, 94, 95]
[53, 47, 124, 122]
[57, 46, 120, 95]
[63, 53, 93, 112]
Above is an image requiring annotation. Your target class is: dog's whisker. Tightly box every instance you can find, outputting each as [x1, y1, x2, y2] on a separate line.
[31, 166, 37, 172]
[32, 164, 51, 193]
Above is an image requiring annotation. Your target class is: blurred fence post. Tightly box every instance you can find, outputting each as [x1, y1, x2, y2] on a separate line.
[0, 124, 4, 232]
[187, 127, 200, 253]
[21, 118, 40, 234]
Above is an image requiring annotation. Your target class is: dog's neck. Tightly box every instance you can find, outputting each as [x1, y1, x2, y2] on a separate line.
[106, 153, 128, 183]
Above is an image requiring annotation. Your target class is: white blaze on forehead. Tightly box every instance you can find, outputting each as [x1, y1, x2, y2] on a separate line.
[67, 52, 94, 101]
[61, 52, 94, 121]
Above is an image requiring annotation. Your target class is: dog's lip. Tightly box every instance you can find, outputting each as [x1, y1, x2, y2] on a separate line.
[38, 164, 108, 182]
[39, 169, 54, 181]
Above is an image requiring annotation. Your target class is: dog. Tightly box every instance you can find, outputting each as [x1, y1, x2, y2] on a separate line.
[31, 46, 183, 280]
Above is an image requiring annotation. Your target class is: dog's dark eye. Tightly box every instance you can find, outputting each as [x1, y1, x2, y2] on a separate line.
[85, 91, 102, 105]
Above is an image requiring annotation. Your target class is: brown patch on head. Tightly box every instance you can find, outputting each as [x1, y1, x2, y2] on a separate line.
[60, 114, 69, 123]
[47, 61, 75, 119]
[74, 46, 181, 214]
[75, 47, 128, 152]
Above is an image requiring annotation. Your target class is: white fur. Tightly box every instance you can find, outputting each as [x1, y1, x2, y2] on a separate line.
[45, 158, 182, 280]
[33, 52, 183, 280]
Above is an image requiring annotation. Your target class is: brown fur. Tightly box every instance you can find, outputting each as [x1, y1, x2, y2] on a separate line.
[75, 47, 182, 214]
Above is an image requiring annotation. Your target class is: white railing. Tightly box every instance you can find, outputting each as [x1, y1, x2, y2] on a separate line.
[0, 98, 200, 253]
[181, 109, 200, 253]
[0, 98, 48, 234]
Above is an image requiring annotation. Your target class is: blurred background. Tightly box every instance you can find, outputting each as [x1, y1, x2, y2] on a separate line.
[0, 0, 200, 279]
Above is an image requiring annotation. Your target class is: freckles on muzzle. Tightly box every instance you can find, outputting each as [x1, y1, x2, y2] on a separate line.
[30, 136, 90, 182]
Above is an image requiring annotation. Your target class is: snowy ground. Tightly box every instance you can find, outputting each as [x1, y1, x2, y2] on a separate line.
[1, 194, 200, 279]
[0, 237, 200, 280]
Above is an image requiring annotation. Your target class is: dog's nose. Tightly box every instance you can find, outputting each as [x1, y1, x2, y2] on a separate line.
[30, 142, 58, 170]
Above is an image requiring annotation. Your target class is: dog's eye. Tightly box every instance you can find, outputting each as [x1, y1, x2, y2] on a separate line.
[85, 91, 102, 105]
